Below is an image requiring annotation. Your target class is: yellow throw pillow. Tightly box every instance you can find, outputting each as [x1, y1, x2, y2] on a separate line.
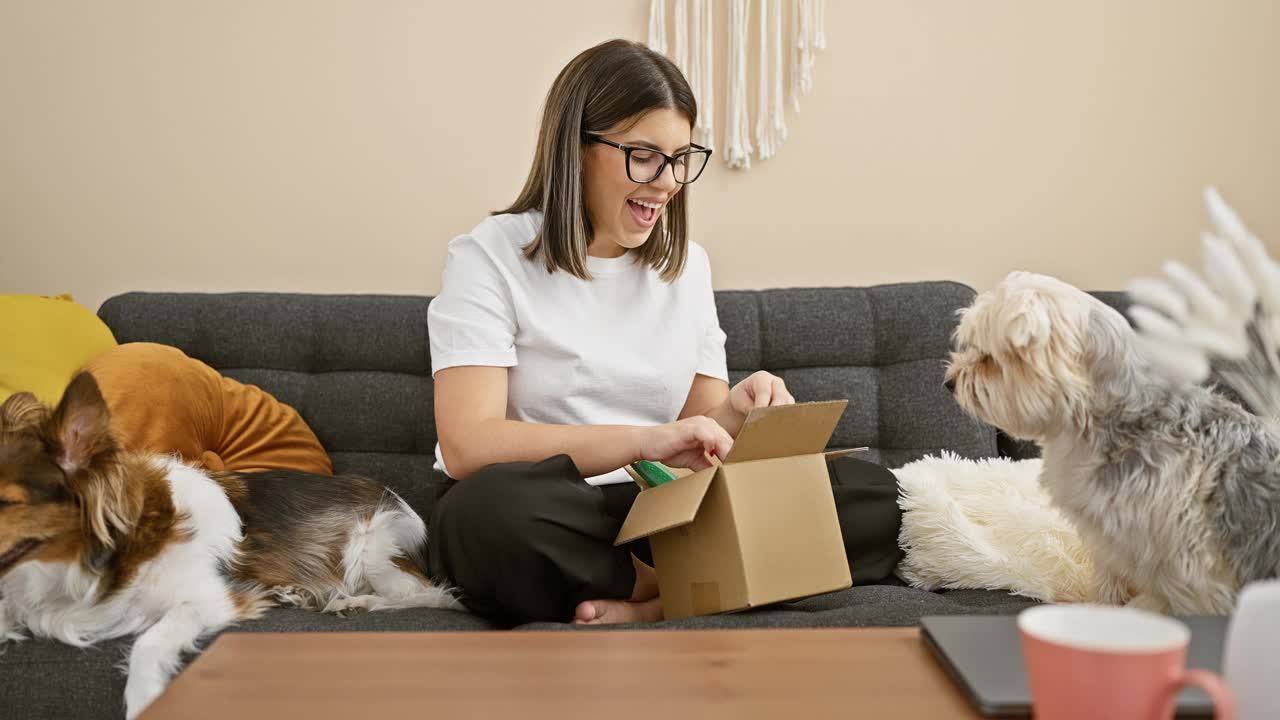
[0, 294, 118, 405]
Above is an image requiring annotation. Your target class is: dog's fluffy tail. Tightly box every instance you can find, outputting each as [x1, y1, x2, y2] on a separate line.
[1126, 186, 1280, 422]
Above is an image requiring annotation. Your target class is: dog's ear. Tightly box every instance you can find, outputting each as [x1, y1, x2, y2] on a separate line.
[46, 372, 115, 477]
[74, 466, 139, 575]
[1087, 306, 1140, 395]
[82, 533, 117, 575]
[0, 392, 50, 433]
[46, 373, 139, 563]
[1003, 291, 1052, 351]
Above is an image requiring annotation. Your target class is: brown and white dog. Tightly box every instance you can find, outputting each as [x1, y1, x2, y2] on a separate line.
[0, 372, 461, 718]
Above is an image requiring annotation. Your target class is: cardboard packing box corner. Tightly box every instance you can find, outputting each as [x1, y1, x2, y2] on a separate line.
[615, 399, 856, 620]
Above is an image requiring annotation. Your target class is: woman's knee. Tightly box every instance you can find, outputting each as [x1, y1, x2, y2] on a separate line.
[431, 454, 586, 545]
[829, 455, 898, 489]
[426, 455, 627, 624]
[827, 455, 904, 584]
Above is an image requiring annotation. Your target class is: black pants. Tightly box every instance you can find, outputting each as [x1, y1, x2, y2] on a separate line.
[427, 454, 903, 626]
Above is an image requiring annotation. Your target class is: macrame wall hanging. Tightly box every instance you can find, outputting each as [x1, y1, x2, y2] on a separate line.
[648, 0, 826, 170]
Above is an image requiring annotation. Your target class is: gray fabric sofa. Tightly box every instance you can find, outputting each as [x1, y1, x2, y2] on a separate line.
[1, 282, 1130, 719]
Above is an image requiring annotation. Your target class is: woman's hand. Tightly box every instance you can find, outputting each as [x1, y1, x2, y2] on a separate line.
[637, 416, 734, 471]
[727, 370, 795, 417]
[679, 371, 797, 446]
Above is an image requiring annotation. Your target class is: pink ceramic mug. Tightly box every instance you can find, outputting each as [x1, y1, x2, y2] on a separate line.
[1018, 604, 1235, 720]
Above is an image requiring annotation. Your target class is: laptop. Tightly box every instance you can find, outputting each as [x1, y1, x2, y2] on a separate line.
[919, 614, 1229, 718]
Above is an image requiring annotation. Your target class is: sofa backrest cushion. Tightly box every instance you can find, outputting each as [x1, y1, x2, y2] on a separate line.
[97, 283, 1001, 501]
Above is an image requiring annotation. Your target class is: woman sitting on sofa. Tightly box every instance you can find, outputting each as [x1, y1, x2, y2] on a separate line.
[427, 39, 901, 626]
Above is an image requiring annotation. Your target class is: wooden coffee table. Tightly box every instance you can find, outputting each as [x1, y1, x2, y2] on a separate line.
[140, 627, 982, 719]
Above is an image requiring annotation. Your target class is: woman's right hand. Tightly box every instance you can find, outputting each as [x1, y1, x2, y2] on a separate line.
[637, 417, 734, 471]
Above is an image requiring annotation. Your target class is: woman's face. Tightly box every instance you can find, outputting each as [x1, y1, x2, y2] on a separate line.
[582, 108, 692, 258]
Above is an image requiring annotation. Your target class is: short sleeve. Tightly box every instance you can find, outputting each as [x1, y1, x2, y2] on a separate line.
[693, 246, 729, 382]
[428, 236, 519, 376]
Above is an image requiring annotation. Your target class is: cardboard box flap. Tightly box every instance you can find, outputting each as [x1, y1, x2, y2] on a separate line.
[614, 467, 716, 545]
[723, 400, 850, 464]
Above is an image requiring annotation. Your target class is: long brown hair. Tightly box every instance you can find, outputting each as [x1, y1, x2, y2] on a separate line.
[498, 39, 697, 282]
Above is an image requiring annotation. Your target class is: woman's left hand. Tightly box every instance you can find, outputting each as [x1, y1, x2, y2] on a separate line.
[728, 370, 795, 417]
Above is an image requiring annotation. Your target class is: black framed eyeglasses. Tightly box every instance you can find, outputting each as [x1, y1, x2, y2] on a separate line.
[586, 136, 712, 184]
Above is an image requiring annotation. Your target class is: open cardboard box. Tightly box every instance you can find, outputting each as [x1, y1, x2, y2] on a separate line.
[615, 399, 859, 620]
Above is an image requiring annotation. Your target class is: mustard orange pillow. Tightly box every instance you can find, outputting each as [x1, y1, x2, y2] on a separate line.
[85, 342, 333, 475]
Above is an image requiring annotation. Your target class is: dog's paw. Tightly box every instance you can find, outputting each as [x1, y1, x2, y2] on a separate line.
[269, 585, 312, 608]
[431, 585, 467, 612]
[124, 671, 167, 720]
[0, 630, 25, 654]
[1125, 593, 1170, 614]
[322, 594, 374, 616]
[0, 608, 24, 648]
[1090, 570, 1134, 606]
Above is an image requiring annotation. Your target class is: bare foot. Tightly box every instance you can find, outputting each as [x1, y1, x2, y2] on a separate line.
[573, 597, 663, 625]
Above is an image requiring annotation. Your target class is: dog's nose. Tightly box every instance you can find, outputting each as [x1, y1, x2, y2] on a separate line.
[943, 378, 956, 394]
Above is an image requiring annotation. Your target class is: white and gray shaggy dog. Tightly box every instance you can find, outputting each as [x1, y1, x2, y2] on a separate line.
[944, 188, 1280, 615]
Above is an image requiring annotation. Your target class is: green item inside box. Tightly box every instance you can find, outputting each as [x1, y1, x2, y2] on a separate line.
[630, 460, 678, 487]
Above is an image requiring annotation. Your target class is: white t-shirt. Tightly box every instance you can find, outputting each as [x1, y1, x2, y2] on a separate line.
[428, 210, 729, 485]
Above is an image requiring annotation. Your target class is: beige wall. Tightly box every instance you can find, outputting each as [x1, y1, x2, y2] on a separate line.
[3, 1, 1277, 312]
